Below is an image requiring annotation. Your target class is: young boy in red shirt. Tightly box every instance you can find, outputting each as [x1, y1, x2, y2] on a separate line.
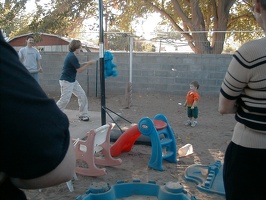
[184, 81, 200, 127]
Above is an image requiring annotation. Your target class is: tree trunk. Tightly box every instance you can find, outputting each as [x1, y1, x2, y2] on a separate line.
[153, 0, 236, 54]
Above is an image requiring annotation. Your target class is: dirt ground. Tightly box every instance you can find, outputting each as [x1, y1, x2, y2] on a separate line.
[25, 92, 235, 200]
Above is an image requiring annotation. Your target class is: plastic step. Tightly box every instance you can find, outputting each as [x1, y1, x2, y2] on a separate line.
[162, 151, 174, 159]
[160, 138, 173, 146]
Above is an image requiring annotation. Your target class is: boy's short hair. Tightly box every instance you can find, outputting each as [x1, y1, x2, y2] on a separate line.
[26, 35, 34, 40]
[191, 81, 200, 89]
[69, 40, 82, 52]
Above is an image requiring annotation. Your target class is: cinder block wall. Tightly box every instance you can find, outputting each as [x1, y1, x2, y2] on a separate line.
[39, 52, 232, 96]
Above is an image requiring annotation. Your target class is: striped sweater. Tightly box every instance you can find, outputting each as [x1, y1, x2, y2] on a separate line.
[220, 37, 266, 147]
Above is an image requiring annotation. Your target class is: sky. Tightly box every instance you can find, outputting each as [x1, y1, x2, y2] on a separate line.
[134, 13, 162, 39]
[25, 0, 36, 11]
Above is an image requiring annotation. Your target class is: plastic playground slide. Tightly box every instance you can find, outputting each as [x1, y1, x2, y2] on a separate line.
[110, 124, 141, 157]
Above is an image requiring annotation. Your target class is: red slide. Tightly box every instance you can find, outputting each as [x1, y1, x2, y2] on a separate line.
[110, 124, 141, 157]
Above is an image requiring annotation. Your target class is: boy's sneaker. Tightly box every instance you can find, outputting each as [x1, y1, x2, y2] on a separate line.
[184, 120, 191, 126]
[191, 121, 197, 127]
[79, 116, 90, 121]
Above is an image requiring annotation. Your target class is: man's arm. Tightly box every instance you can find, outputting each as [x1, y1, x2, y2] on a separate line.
[18, 49, 24, 63]
[37, 59, 43, 72]
[76, 60, 96, 73]
[218, 93, 238, 114]
[10, 139, 75, 189]
[191, 100, 198, 109]
[183, 100, 187, 107]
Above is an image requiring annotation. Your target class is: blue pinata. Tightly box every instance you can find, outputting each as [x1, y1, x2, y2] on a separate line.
[104, 51, 118, 78]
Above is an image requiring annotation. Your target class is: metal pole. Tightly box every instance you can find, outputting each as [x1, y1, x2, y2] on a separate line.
[125, 35, 133, 108]
[129, 36, 133, 83]
[95, 60, 98, 97]
[99, 0, 106, 125]
[128, 36, 133, 107]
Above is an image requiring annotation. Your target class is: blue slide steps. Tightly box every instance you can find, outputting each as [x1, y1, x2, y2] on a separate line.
[138, 114, 177, 171]
[184, 160, 225, 196]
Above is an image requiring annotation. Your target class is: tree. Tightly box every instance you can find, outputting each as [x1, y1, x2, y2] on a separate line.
[107, 31, 129, 51]
[2, 0, 261, 54]
[0, 0, 27, 37]
[142, 42, 156, 52]
[26, 0, 98, 37]
[3, 0, 98, 38]
[112, 0, 260, 54]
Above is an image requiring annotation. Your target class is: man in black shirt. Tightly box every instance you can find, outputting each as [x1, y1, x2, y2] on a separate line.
[0, 31, 75, 199]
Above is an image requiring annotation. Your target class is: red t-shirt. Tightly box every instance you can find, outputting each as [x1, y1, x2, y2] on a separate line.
[186, 91, 200, 106]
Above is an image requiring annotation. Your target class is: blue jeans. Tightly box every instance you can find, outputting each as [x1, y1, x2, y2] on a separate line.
[30, 72, 40, 84]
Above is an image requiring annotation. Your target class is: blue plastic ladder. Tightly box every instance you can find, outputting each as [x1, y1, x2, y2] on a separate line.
[138, 114, 177, 171]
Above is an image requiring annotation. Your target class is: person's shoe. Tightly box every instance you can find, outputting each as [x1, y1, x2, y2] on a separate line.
[191, 121, 197, 127]
[184, 120, 191, 126]
[79, 116, 90, 121]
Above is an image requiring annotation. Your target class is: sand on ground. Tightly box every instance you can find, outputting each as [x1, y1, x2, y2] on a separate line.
[25, 93, 233, 200]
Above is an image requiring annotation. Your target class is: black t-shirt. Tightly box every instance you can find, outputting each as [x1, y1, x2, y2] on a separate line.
[60, 52, 80, 82]
[0, 32, 70, 199]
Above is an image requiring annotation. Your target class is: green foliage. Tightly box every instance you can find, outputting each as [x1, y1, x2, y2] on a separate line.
[106, 0, 238, 53]
[0, 0, 27, 36]
[3, 0, 97, 38]
[226, 0, 263, 45]
[28, 0, 98, 37]
[2, 0, 264, 54]
[106, 31, 155, 52]
[107, 31, 129, 51]
[142, 42, 156, 52]
[223, 44, 236, 53]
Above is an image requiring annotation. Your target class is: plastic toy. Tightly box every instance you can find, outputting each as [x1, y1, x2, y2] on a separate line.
[184, 160, 225, 196]
[138, 114, 177, 171]
[72, 123, 122, 177]
[104, 51, 118, 78]
[76, 180, 197, 200]
[110, 119, 172, 157]
[110, 124, 141, 157]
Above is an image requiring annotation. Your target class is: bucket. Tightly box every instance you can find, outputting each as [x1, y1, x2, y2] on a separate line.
[178, 144, 193, 157]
